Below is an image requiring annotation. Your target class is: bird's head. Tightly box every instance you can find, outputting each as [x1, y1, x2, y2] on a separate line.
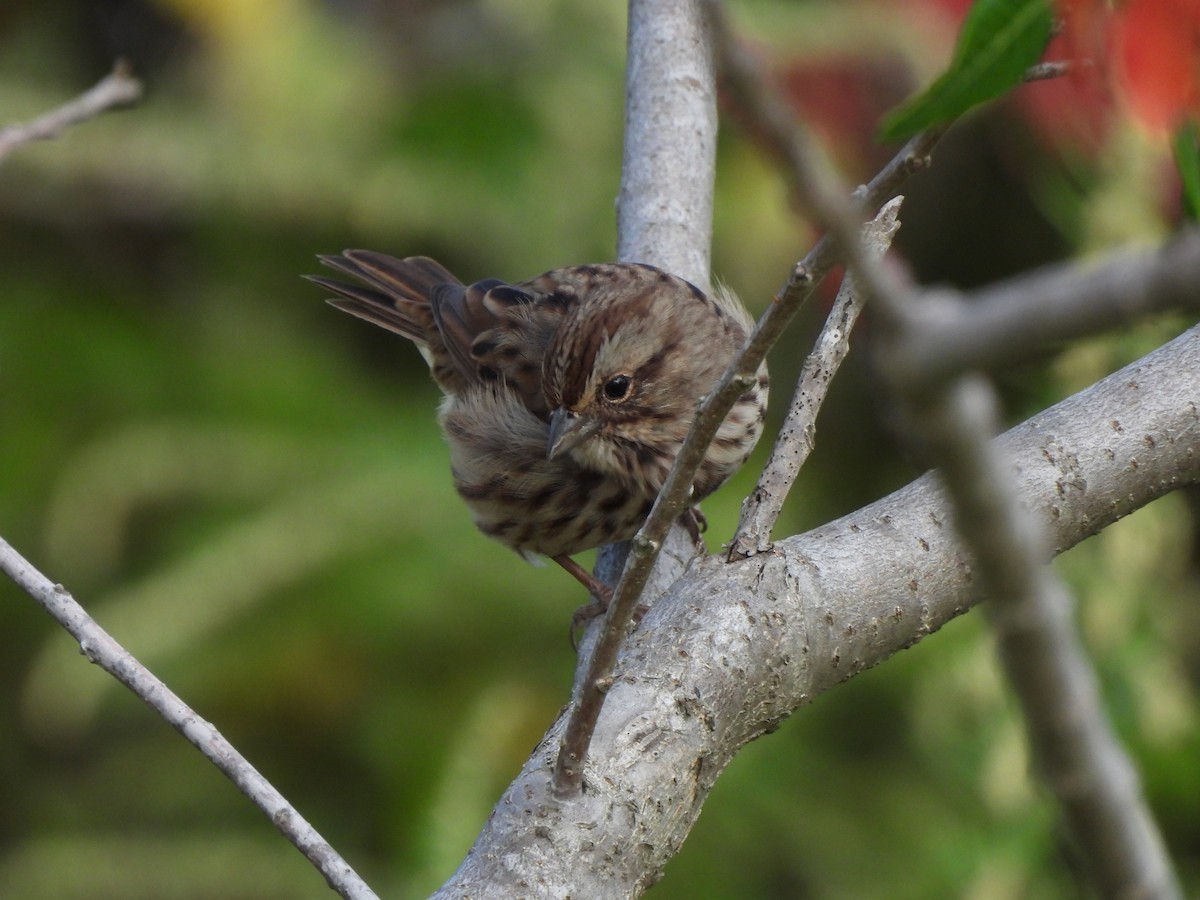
[542, 266, 742, 486]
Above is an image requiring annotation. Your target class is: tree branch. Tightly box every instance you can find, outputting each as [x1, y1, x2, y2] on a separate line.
[871, 241, 1186, 897]
[616, 0, 718, 286]
[557, 0, 947, 792]
[557, 0, 721, 793]
[435, 318, 1200, 896]
[895, 371, 1180, 898]
[0, 539, 379, 900]
[886, 232, 1200, 388]
[730, 198, 902, 558]
[0, 61, 142, 164]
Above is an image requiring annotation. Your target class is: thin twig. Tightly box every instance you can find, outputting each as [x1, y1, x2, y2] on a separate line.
[886, 232, 1200, 389]
[856, 114, 1185, 897]
[440, 322, 1200, 894]
[555, 0, 1079, 794]
[869, 358, 1184, 896]
[554, 0, 720, 793]
[0, 538, 379, 900]
[0, 60, 142, 164]
[1022, 60, 1072, 82]
[553, 0, 949, 794]
[730, 198, 902, 559]
[743, 10, 1184, 881]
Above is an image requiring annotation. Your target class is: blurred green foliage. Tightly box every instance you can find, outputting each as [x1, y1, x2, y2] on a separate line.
[0, 1, 1197, 897]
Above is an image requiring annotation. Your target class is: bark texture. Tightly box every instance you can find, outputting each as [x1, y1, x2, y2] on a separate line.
[432, 327, 1200, 897]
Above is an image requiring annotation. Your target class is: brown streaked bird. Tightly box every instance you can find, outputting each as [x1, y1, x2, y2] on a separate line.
[307, 251, 768, 615]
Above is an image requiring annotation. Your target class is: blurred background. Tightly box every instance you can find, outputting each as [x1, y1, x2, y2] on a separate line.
[1, 0, 1197, 897]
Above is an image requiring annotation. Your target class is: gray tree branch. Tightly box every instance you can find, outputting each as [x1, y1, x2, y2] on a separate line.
[875, 284, 1184, 898]
[617, 0, 717, 287]
[0, 539, 378, 900]
[864, 218, 1196, 899]
[731, 198, 902, 558]
[563, 0, 721, 793]
[886, 234, 1200, 388]
[900, 371, 1180, 899]
[0, 61, 141, 164]
[435, 302, 1200, 894]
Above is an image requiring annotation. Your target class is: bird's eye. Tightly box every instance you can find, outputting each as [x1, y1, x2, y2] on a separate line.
[603, 374, 632, 401]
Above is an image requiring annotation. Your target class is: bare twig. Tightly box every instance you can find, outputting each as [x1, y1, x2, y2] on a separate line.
[556, 0, 721, 794]
[0, 538, 379, 900]
[871, 265, 1183, 895]
[0, 61, 142, 165]
[437, 323, 1200, 896]
[885, 231, 1200, 388]
[878, 366, 1183, 896]
[948, 380, 1179, 898]
[689, 9, 1182, 889]
[554, 0, 948, 792]
[730, 198, 903, 558]
[466, 1, 1180, 887]
[1022, 60, 1072, 82]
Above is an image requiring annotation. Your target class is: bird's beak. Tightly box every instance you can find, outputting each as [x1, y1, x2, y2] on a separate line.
[547, 408, 601, 459]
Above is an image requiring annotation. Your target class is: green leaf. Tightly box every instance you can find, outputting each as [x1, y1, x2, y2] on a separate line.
[878, 0, 1054, 141]
[1173, 120, 1200, 221]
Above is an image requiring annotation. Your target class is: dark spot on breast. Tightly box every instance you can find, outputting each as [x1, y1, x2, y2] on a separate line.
[598, 490, 632, 514]
[635, 443, 666, 467]
[548, 513, 579, 533]
[576, 468, 605, 493]
[528, 484, 558, 509]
